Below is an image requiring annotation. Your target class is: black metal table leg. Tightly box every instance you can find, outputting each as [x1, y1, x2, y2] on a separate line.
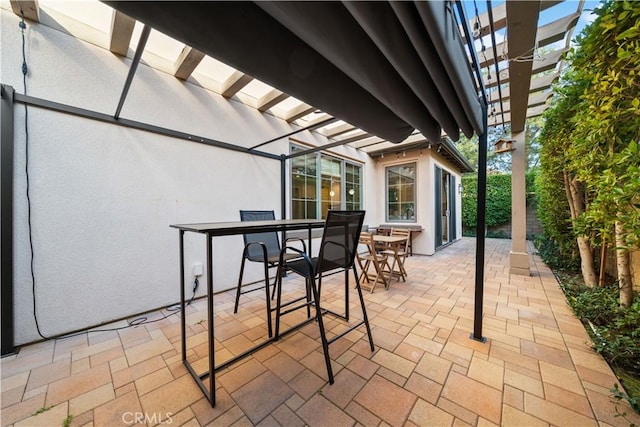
[180, 231, 186, 361]
[206, 232, 215, 405]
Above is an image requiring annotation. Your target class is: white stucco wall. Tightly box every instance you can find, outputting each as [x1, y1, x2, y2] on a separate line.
[1, 10, 370, 345]
[1, 8, 464, 346]
[372, 149, 464, 256]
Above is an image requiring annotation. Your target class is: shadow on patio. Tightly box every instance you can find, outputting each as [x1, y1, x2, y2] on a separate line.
[2, 237, 639, 426]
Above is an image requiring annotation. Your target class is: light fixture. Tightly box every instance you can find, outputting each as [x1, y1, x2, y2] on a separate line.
[472, 21, 480, 38]
[348, 189, 355, 196]
[381, 152, 384, 158]
[402, 151, 406, 157]
[329, 190, 335, 197]
[458, 183, 463, 194]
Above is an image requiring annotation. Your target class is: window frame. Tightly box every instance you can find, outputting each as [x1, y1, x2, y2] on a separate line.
[290, 144, 362, 219]
[385, 162, 417, 223]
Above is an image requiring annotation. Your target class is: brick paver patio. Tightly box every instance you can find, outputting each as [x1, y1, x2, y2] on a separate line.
[2, 237, 639, 426]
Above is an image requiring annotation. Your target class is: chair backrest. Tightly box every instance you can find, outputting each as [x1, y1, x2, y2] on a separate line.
[391, 228, 411, 252]
[318, 210, 365, 272]
[239, 210, 281, 259]
[358, 231, 381, 259]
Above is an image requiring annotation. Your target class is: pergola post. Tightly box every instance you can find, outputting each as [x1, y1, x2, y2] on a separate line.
[509, 130, 530, 275]
[471, 101, 488, 343]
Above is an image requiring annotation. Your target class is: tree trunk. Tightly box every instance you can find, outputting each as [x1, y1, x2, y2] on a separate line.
[564, 172, 598, 287]
[598, 236, 607, 287]
[615, 220, 633, 308]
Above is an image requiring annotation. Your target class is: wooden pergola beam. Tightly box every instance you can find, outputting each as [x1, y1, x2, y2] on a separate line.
[285, 104, 316, 123]
[221, 71, 253, 98]
[322, 123, 355, 139]
[257, 90, 289, 112]
[109, 10, 135, 57]
[174, 46, 205, 81]
[10, 0, 39, 22]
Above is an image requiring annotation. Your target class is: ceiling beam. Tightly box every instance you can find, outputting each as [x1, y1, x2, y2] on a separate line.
[10, 0, 39, 22]
[257, 90, 289, 112]
[321, 123, 355, 139]
[506, 0, 541, 132]
[537, 13, 580, 47]
[285, 104, 315, 123]
[337, 131, 372, 145]
[485, 53, 564, 91]
[173, 46, 205, 80]
[530, 72, 558, 92]
[467, 0, 561, 40]
[487, 103, 549, 128]
[109, 10, 135, 57]
[303, 113, 335, 128]
[487, 90, 552, 116]
[527, 90, 553, 108]
[479, 12, 579, 70]
[221, 71, 253, 98]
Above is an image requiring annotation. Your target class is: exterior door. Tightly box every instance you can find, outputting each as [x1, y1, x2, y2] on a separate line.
[435, 167, 456, 248]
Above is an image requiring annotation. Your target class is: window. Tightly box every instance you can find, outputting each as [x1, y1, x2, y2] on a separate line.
[345, 163, 361, 211]
[291, 145, 362, 219]
[386, 163, 416, 222]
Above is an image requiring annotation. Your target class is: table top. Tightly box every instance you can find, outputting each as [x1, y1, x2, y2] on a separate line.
[376, 224, 423, 231]
[373, 235, 409, 243]
[170, 218, 325, 236]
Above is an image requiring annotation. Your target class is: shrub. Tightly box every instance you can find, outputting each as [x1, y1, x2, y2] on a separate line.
[462, 173, 511, 231]
[564, 281, 640, 376]
[534, 234, 580, 272]
[462, 171, 539, 234]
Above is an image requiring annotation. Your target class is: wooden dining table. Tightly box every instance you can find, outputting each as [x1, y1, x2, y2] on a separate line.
[372, 234, 408, 282]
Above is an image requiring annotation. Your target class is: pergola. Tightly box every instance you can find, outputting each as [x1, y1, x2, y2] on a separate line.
[1, 0, 583, 355]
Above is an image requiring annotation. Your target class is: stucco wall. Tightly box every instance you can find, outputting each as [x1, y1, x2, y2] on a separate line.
[1, 10, 371, 344]
[372, 148, 463, 255]
[1, 8, 467, 345]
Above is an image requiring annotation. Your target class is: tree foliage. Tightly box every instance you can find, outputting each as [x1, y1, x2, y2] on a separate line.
[570, 0, 640, 248]
[536, 0, 640, 305]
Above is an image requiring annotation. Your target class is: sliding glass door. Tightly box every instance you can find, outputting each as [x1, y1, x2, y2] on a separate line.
[435, 167, 457, 248]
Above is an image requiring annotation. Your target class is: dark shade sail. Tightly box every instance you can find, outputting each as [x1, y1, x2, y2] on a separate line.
[104, 1, 483, 142]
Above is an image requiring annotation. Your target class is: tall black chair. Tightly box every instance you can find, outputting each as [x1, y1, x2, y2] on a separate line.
[274, 210, 374, 384]
[235, 210, 306, 338]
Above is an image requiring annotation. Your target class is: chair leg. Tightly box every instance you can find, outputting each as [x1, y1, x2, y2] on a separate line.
[352, 265, 375, 352]
[234, 255, 248, 314]
[309, 275, 334, 384]
[274, 269, 284, 341]
[264, 261, 274, 338]
[399, 255, 407, 280]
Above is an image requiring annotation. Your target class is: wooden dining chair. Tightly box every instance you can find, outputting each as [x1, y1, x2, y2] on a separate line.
[356, 231, 391, 293]
[381, 228, 410, 281]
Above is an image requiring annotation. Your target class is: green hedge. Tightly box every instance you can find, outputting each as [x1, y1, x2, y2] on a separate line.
[462, 172, 537, 233]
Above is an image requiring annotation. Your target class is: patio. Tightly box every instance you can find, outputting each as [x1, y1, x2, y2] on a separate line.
[2, 237, 638, 427]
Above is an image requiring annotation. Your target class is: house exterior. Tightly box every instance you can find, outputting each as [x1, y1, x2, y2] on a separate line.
[1, 5, 471, 346]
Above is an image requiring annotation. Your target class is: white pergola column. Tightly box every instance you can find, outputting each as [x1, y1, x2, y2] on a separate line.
[510, 130, 530, 276]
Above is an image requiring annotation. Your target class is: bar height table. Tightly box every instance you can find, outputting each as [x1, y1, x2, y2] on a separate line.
[170, 219, 325, 407]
